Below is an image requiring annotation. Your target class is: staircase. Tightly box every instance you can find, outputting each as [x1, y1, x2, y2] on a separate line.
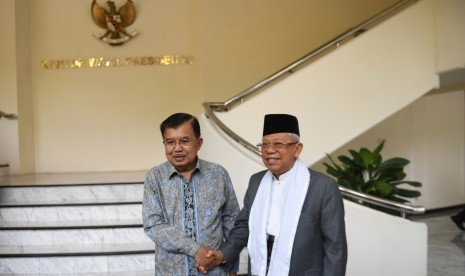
[0, 175, 155, 275]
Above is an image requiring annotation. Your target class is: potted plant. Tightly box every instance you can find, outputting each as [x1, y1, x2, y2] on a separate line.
[323, 140, 421, 215]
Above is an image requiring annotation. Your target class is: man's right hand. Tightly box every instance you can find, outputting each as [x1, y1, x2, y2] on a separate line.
[197, 250, 224, 273]
[195, 245, 214, 272]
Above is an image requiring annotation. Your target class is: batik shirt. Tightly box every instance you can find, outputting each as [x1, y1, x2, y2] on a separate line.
[142, 159, 240, 275]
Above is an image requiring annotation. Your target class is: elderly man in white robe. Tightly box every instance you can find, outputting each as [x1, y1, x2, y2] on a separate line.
[198, 114, 347, 276]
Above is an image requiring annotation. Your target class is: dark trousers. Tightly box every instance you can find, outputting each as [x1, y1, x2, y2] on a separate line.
[451, 208, 465, 230]
[266, 235, 275, 273]
[453, 208, 465, 221]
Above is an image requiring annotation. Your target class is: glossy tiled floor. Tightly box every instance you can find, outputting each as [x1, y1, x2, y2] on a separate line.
[413, 208, 465, 276]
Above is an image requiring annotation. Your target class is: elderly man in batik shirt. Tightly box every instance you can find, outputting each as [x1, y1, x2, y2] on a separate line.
[143, 113, 240, 275]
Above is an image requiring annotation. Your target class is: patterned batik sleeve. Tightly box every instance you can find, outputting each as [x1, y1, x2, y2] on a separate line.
[220, 167, 240, 238]
[142, 171, 200, 257]
[220, 167, 241, 273]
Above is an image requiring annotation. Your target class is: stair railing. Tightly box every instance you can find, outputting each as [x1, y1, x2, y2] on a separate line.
[0, 111, 18, 120]
[203, 0, 424, 217]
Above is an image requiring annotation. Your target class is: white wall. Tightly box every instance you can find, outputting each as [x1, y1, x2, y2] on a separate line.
[216, 0, 438, 169]
[3, 0, 403, 175]
[16, 0, 35, 174]
[0, 0, 20, 171]
[3, 0, 464, 178]
[201, 0, 400, 102]
[212, 0, 465, 210]
[29, 0, 204, 173]
[412, 91, 465, 208]
[313, 90, 465, 210]
[434, 0, 465, 72]
[344, 201, 427, 276]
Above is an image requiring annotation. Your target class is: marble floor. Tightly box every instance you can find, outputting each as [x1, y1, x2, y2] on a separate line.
[413, 207, 465, 276]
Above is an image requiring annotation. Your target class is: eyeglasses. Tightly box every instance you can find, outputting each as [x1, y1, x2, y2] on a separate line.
[163, 138, 197, 148]
[256, 141, 299, 151]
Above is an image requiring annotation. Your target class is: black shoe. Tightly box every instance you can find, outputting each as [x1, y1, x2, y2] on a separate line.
[451, 215, 465, 230]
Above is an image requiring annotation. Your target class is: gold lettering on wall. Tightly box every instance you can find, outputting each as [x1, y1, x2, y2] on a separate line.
[40, 55, 194, 70]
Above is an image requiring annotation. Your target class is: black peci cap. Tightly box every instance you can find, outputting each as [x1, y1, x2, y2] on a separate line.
[263, 114, 300, 137]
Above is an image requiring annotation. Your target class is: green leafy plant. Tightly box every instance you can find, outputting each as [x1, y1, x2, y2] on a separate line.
[323, 140, 421, 213]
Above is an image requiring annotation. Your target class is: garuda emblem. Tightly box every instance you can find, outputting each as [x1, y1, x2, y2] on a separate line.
[91, 0, 138, 46]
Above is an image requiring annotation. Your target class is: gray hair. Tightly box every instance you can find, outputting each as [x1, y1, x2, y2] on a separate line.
[288, 133, 300, 143]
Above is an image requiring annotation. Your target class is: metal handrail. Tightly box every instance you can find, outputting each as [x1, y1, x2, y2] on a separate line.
[203, 0, 424, 216]
[0, 111, 18, 120]
[211, 0, 418, 112]
[204, 102, 261, 155]
[339, 187, 425, 217]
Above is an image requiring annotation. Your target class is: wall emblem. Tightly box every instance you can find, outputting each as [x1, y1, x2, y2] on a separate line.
[91, 0, 138, 46]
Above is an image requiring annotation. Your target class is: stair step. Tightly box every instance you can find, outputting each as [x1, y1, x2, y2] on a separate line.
[0, 272, 154, 276]
[0, 173, 158, 275]
[1, 171, 145, 187]
[0, 272, 156, 276]
[0, 204, 141, 222]
[0, 183, 143, 204]
[0, 254, 154, 274]
[0, 227, 150, 246]
[0, 243, 154, 257]
[0, 198, 141, 207]
[0, 219, 142, 230]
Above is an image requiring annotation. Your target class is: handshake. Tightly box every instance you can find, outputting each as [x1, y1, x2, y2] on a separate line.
[195, 245, 225, 274]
